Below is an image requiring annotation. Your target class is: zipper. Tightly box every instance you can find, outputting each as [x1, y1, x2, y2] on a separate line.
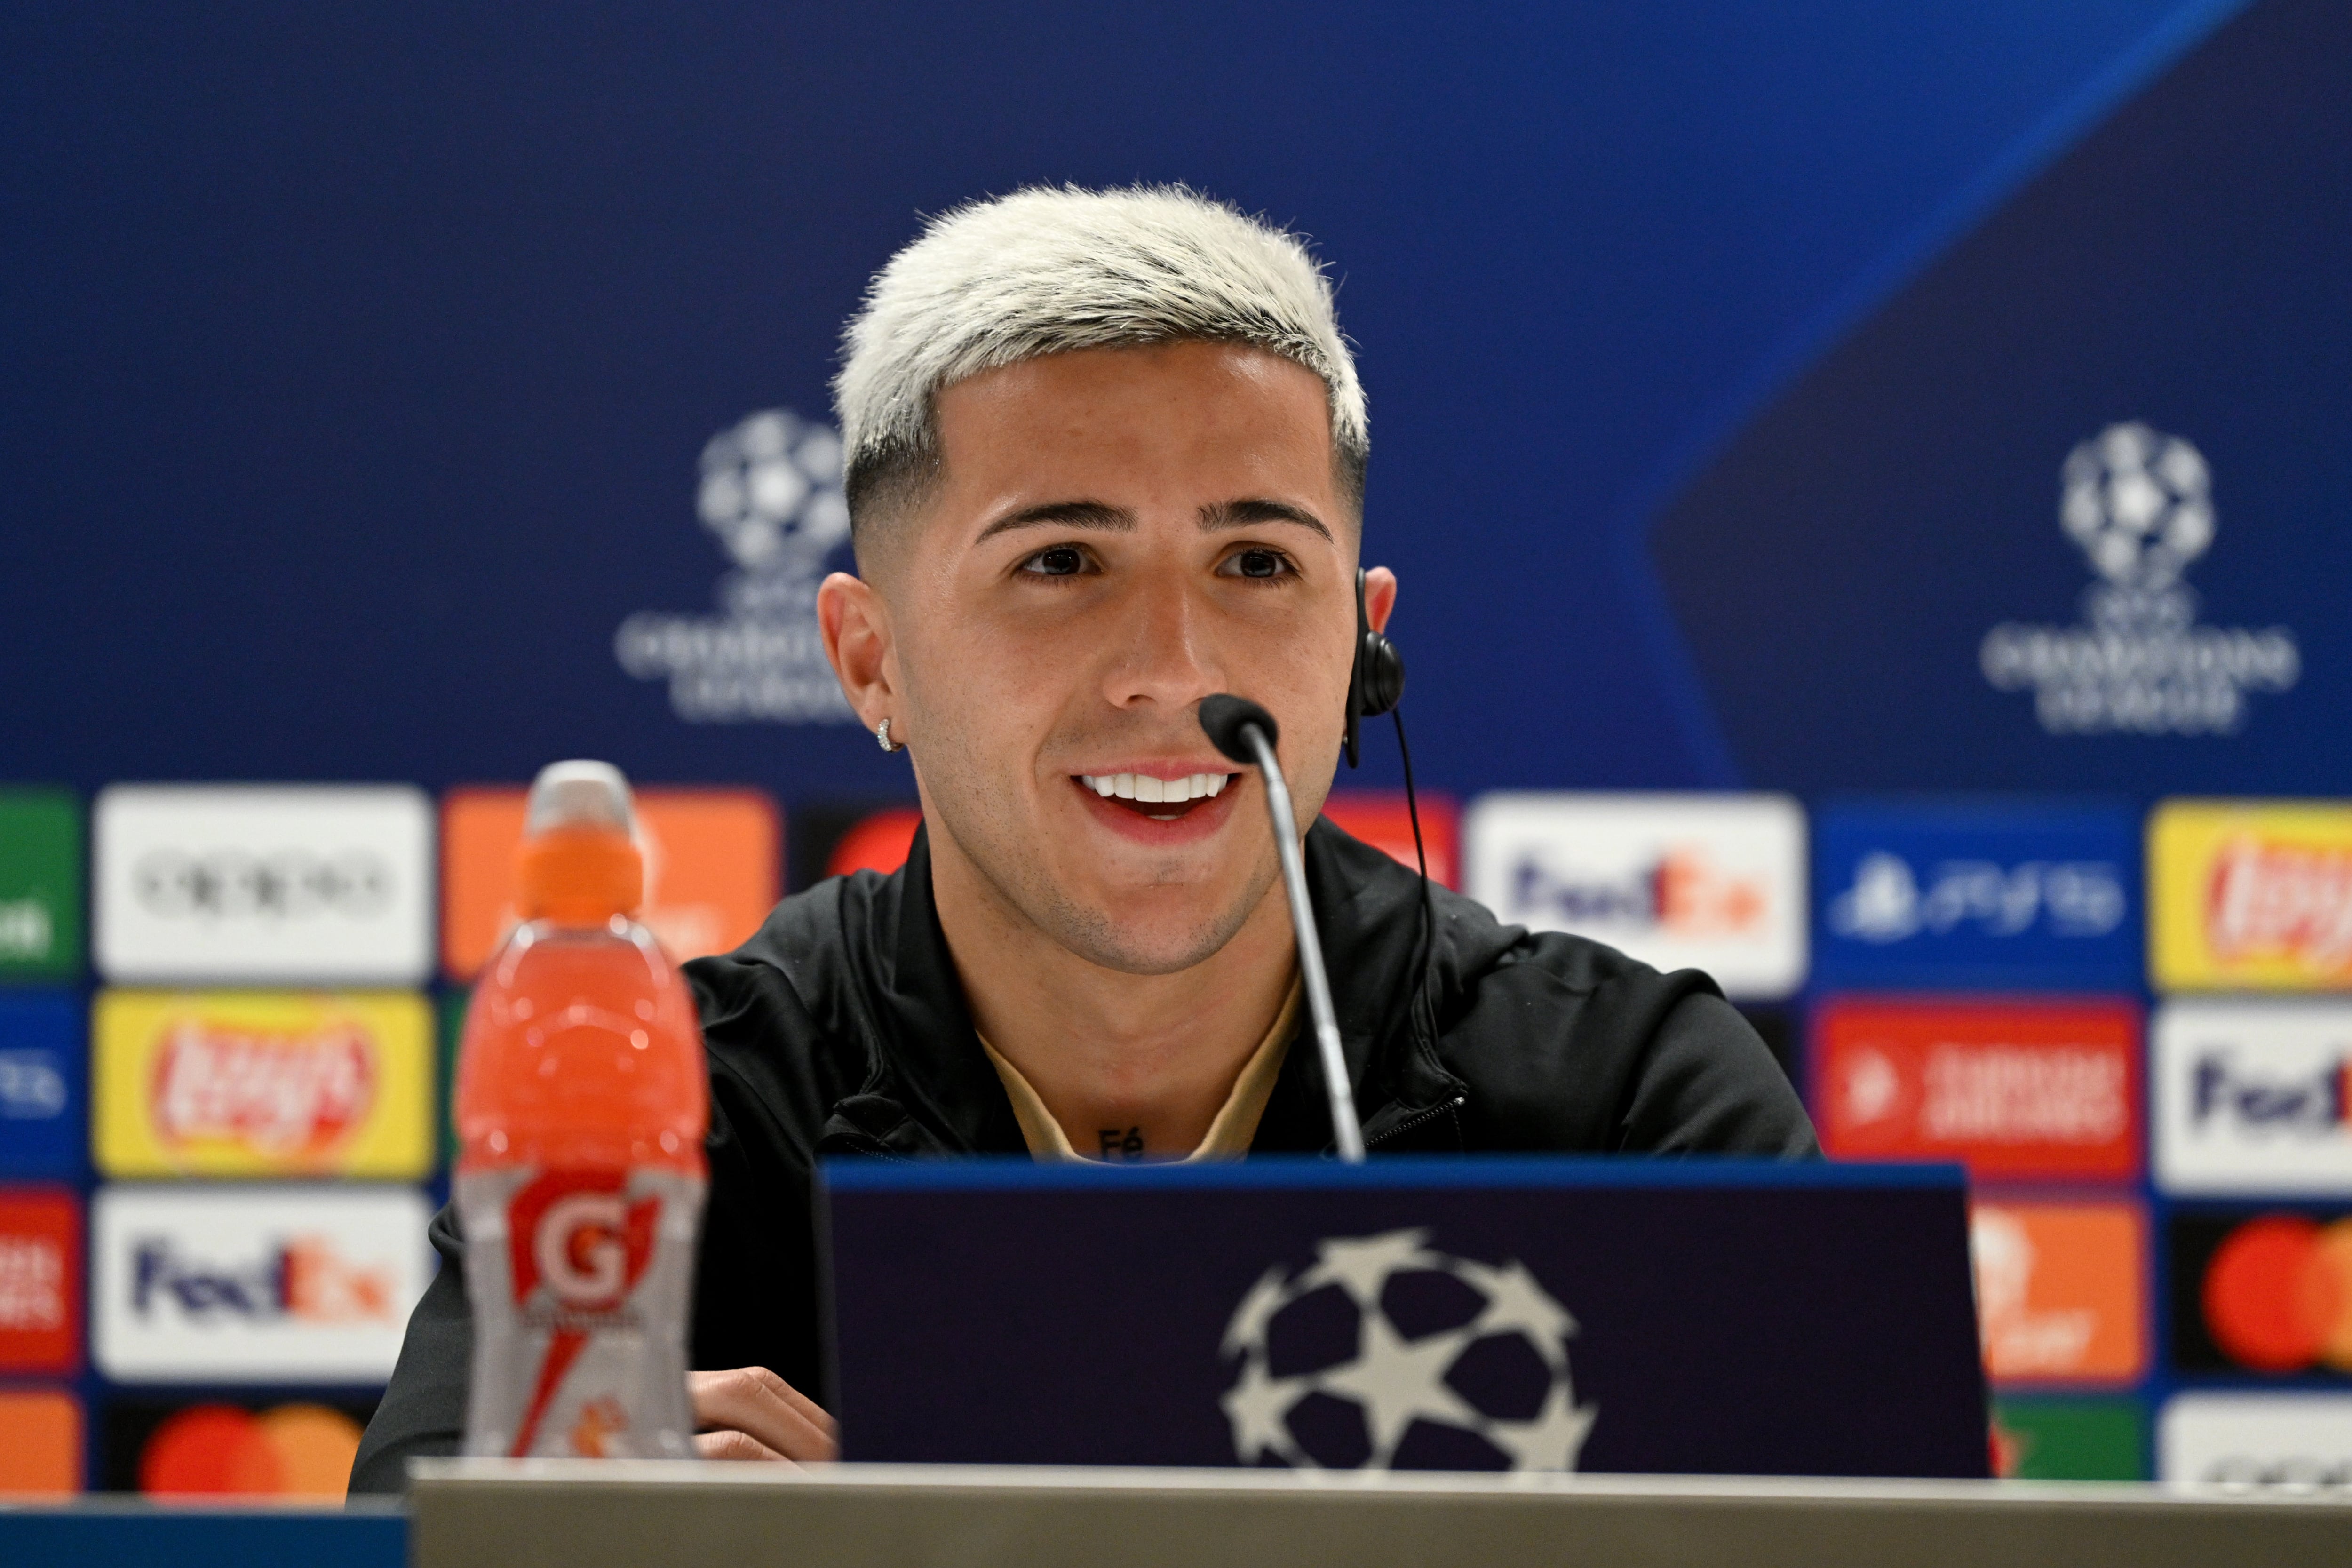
[1362, 1094, 1468, 1151]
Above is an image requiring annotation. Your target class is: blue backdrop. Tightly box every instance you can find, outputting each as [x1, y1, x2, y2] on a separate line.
[5, 0, 2334, 809]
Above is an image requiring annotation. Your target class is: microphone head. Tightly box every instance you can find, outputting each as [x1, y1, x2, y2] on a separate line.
[1199, 694, 1279, 764]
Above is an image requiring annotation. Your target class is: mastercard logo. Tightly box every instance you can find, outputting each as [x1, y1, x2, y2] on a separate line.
[139, 1402, 364, 1498]
[2201, 1215, 2352, 1374]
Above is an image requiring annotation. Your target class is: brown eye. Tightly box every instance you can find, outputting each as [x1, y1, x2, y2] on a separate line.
[1028, 545, 1086, 576]
[1232, 549, 1286, 579]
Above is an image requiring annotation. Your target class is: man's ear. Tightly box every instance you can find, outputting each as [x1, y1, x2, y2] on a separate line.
[1363, 565, 1399, 636]
[818, 571, 896, 730]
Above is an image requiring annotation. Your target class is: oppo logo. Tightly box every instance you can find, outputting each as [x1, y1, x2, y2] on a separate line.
[134, 850, 392, 920]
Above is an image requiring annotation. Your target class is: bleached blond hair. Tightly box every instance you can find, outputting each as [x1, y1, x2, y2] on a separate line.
[834, 184, 1367, 548]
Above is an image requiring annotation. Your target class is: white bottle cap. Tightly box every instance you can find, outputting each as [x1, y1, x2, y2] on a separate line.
[524, 760, 638, 838]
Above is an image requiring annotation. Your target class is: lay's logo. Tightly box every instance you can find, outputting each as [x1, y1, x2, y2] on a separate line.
[2152, 802, 2352, 990]
[149, 1019, 375, 1161]
[96, 992, 431, 1178]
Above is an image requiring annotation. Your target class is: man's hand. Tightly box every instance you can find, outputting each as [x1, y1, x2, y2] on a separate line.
[689, 1367, 839, 1462]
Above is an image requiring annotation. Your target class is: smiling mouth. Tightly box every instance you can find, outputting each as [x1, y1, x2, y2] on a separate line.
[1076, 771, 1236, 821]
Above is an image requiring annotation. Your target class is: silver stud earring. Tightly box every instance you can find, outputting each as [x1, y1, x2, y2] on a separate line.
[876, 718, 901, 753]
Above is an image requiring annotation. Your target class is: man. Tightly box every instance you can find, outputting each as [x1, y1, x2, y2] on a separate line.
[351, 185, 1813, 1490]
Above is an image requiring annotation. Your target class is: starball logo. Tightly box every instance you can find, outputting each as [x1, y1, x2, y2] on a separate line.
[614, 408, 858, 724]
[147, 1017, 375, 1162]
[1980, 422, 2298, 735]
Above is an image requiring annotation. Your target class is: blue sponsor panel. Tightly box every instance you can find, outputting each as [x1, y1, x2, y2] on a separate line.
[1812, 799, 2141, 990]
[0, 992, 86, 1178]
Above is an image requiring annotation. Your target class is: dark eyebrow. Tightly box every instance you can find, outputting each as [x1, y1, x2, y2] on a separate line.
[975, 500, 1134, 543]
[1199, 498, 1333, 542]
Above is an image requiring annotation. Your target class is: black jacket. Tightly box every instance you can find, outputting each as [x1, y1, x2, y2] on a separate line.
[350, 820, 1814, 1492]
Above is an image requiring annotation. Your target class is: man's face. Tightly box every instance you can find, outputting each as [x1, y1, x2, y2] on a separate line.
[862, 341, 1365, 976]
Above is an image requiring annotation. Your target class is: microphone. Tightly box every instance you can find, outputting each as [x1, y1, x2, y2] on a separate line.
[1199, 694, 1366, 1163]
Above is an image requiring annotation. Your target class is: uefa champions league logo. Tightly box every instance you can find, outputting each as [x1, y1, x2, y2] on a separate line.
[613, 408, 858, 723]
[1980, 422, 2297, 735]
[1219, 1228, 1596, 1472]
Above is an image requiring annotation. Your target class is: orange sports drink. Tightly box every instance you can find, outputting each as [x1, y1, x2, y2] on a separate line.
[453, 762, 709, 1459]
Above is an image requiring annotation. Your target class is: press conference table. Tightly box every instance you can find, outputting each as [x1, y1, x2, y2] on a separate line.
[405, 1459, 2352, 1568]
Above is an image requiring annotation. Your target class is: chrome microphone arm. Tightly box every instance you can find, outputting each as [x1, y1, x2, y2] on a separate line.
[1200, 693, 1366, 1163]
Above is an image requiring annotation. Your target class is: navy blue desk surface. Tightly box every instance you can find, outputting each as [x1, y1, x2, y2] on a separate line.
[821, 1157, 1988, 1479]
[0, 1501, 404, 1567]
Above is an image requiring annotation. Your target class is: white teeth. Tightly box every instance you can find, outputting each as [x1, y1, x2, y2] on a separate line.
[1078, 772, 1235, 802]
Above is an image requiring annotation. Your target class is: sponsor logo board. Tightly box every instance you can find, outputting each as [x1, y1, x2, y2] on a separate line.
[441, 787, 779, 979]
[1979, 422, 2298, 736]
[105, 1396, 373, 1496]
[2170, 1210, 2352, 1377]
[94, 786, 433, 984]
[1812, 800, 2137, 988]
[1814, 998, 2141, 1180]
[1971, 1199, 2146, 1385]
[2150, 801, 2352, 991]
[93, 991, 432, 1178]
[1989, 1398, 2145, 1481]
[0, 1389, 82, 1495]
[2154, 1001, 2352, 1195]
[0, 1187, 80, 1374]
[0, 993, 84, 1178]
[2159, 1393, 2352, 1488]
[92, 1184, 430, 1382]
[1463, 793, 1806, 998]
[0, 789, 81, 981]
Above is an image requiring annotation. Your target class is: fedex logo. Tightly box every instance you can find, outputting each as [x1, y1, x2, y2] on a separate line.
[2191, 1054, 2350, 1134]
[94, 1185, 428, 1382]
[1466, 794, 1805, 999]
[2156, 1002, 2352, 1195]
[1812, 802, 2139, 989]
[129, 1235, 395, 1326]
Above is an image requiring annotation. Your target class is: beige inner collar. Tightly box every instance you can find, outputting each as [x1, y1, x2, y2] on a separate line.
[980, 976, 1301, 1162]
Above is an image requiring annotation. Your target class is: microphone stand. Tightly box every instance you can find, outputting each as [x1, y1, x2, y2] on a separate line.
[1200, 695, 1366, 1162]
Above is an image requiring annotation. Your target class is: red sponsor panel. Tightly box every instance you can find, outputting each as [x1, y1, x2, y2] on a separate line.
[1320, 792, 1460, 890]
[1814, 998, 2142, 1180]
[0, 1186, 81, 1374]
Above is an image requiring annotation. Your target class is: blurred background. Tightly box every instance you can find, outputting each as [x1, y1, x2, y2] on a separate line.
[4, 0, 2350, 1499]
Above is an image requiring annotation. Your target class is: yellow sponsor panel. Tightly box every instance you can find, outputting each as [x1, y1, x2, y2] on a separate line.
[94, 991, 434, 1177]
[2149, 800, 2352, 991]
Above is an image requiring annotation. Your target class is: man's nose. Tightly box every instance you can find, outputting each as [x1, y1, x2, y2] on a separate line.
[1103, 571, 1222, 713]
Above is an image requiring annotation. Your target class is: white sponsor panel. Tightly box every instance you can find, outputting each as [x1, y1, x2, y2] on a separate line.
[1464, 793, 1806, 998]
[2154, 1001, 2352, 1195]
[95, 785, 433, 983]
[93, 1183, 431, 1382]
[2160, 1393, 2352, 1488]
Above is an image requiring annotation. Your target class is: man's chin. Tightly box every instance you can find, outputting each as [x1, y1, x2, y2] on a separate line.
[1006, 864, 1276, 977]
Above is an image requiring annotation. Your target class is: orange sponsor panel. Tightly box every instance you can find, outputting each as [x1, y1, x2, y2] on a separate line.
[0, 1389, 81, 1496]
[442, 787, 779, 978]
[1970, 1199, 2146, 1385]
[826, 806, 923, 880]
[1319, 791, 1460, 890]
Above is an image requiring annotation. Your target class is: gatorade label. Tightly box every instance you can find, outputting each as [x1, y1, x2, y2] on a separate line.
[457, 1166, 705, 1458]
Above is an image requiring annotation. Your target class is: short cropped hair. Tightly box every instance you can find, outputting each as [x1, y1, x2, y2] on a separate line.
[833, 184, 1367, 554]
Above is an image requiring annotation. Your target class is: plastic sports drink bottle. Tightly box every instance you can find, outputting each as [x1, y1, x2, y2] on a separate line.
[455, 761, 709, 1459]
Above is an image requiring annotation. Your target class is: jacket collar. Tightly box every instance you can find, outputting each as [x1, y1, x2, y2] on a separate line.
[822, 819, 1466, 1157]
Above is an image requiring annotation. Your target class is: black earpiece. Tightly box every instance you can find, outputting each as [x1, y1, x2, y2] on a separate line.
[1343, 567, 1406, 768]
